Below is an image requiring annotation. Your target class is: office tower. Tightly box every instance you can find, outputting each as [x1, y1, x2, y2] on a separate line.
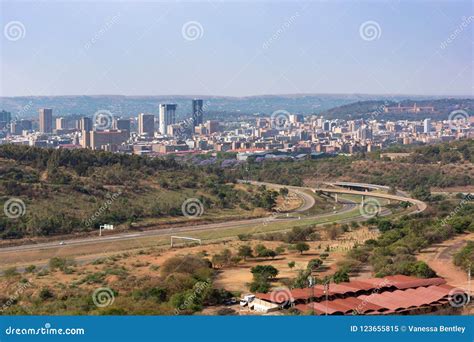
[322, 120, 330, 131]
[289, 114, 304, 124]
[357, 125, 373, 141]
[78, 117, 93, 132]
[138, 113, 155, 136]
[10, 119, 32, 135]
[56, 117, 67, 130]
[39, 108, 53, 133]
[423, 118, 431, 133]
[0, 110, 11, 129]
[192, 99, 203, 127]
[114, 118, 131, 132]
[159, 104, 177, 134]
[256, 118, 268, 128]
[206, 120, 219, 134]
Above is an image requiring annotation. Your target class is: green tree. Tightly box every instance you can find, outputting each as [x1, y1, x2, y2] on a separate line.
[295, 242, 310, 255]
[411, 185, 431, 201]
[238, 245, 253, 260]
[249, 275, 271, 293]
[293, 269, 311, 288]
[251, 265, 279, 279]
[307, 258, 323, 271]
[332, 269, 350, 283]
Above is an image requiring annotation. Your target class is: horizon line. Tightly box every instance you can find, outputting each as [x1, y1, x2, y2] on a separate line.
[1, 92, 473, 99]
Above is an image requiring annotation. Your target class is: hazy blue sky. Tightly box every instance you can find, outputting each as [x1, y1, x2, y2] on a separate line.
[1, 0, 472, 97]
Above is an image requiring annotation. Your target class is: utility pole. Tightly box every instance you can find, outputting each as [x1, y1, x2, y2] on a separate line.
[468, 263, 472, 305]
[324, 280, 330, 316]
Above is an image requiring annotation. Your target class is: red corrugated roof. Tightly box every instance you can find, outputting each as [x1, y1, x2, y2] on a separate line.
[296, 284, 458, 315]
[255, 276, 447, 304]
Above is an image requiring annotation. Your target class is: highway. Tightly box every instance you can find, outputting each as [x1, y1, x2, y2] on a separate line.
[0, 181, 424, 256]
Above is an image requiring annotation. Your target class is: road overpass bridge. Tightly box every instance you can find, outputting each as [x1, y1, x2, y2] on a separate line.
[314, 187, 426, 214]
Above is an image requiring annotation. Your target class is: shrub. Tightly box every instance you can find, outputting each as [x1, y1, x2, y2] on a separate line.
[3, 267, 19, 277]
[25, 265, 36, 273]
[39, 287, 54, 300]
[307, 258, 323, 271]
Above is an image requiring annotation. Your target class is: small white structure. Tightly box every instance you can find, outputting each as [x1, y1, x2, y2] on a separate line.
[248, 298, 279, 313]
[99, 224, 114, 236]
[240, 294, 255, 307]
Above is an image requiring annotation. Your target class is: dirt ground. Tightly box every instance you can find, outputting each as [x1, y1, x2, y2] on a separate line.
[417, 232, 474, 289]
[213, 227, 379, 293]
[1, 226, 378, 300]
[431, 186, 474, 194]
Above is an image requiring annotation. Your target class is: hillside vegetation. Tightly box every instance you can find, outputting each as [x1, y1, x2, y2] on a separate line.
[0, 145, 280, 240]
[230, 140, 474, 191]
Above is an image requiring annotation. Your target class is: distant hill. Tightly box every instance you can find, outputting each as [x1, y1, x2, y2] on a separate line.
[322, 98, 474, 121]
[1, 94, 468, 121]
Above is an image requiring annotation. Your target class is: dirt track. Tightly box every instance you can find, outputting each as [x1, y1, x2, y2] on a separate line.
[417, 233, 474, 289]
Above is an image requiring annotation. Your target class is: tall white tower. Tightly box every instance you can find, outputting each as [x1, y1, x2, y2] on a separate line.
[159, 104, 177, 134]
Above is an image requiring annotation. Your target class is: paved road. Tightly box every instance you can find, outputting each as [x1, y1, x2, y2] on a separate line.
[240, 180, 316, 212]
[0, 181, 423, 255]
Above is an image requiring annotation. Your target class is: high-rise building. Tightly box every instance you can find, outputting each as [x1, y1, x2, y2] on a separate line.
[114, 118, 131, 132]
[78, 117, 93, 132]
[289, 114, 304, 124]
[159, 104, 177, 134]
[192, 99, 203, 127]
[322, 120, 330, 131]
[0, 110, 11, 130]
[39, 108, 53, 133]
[206, 120, 219, 134]
[423, 118, 431, 133]
[10, 119, 32, 135]
[357, 125, 373, 141]
[56, 117, 67, 130]
[138, 113, 155, 136]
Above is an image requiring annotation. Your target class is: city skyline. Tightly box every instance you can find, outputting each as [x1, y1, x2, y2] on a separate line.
[1, 1, 473, 97]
